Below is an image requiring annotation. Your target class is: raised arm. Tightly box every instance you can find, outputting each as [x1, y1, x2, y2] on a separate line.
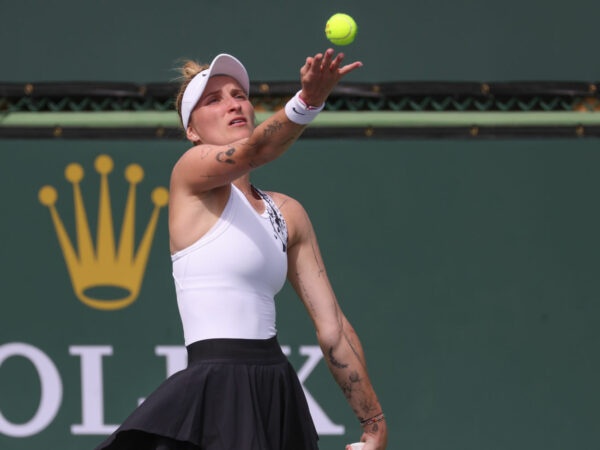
[172, 49, 362, 194]
[283, 197, 388, 450]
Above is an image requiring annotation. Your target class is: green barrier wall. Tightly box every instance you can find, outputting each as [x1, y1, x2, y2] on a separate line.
[2, 0, 600, 82]
[1, 138, 598, 450]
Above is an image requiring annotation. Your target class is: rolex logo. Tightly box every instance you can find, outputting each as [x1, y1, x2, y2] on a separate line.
[38, 154, 169, 311]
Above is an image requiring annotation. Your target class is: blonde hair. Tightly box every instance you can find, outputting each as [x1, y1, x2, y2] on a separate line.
[174, 60, 209, 125]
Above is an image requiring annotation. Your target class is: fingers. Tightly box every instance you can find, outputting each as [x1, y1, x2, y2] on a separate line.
[313, 49, 338, 72]
[298, 49, 362, 105]
[307, 49, 361, 75]
[338, 60, 363, 76]
[321, 48, 335, 70]
[310, 52, 325, 75]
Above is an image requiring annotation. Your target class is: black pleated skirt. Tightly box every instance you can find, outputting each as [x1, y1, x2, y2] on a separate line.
[94, 336, 319, 450]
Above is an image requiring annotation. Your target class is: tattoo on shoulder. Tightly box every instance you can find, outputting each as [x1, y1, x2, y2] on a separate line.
[328, 347, 348, 369]
[216, 147, 236, 164]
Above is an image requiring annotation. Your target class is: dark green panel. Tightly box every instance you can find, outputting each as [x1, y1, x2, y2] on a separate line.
[1, 0, 599, 82]
[257, 138, 600, 450]
[1, 138, 599, 450]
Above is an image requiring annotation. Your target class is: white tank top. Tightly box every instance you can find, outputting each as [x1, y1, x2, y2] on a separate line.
[171, 184, 288, 345]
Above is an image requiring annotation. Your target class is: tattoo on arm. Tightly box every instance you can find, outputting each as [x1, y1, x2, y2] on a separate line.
[328, 347, 348, 369]
[340, 370, 362, 401]
[341, 380, 352, 399]
[343, 330, 366, 368]
[216, 147, 236, 164]
[263, 120, 283, 138]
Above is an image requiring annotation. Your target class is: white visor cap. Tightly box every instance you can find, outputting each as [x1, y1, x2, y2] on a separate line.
[180, 53, 250, 130]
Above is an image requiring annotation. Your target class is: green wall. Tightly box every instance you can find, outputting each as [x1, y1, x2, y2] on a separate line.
[1, 138, 599, 449]
[2, 0, 600, 82]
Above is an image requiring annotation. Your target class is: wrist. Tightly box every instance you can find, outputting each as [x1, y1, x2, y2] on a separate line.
[297, 92, 323, 109]
[360, 412, 385, 428]
[284, 90, 325, 125]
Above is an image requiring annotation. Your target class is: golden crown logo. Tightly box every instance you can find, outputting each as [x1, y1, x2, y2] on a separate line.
[38, 154, 169, 311]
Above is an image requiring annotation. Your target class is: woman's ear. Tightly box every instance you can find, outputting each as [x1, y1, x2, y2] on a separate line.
[186, 126, 201, 144]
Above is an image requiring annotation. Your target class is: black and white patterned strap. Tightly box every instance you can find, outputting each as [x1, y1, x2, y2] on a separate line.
[253, 186, 288, 252]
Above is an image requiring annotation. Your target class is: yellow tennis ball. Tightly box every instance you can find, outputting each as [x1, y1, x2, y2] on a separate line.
[325, 13, 357, 46]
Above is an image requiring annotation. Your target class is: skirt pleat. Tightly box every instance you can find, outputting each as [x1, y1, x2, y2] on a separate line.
[94, 336, 319, 450]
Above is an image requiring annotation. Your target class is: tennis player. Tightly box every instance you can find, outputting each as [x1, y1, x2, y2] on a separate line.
[95, 48, 387, 450]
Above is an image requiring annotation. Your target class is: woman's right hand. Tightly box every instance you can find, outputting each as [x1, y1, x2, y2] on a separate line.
[298, 48, 362, 107]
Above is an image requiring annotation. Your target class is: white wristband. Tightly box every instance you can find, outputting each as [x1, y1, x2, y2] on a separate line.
[284, 90, 325, 125]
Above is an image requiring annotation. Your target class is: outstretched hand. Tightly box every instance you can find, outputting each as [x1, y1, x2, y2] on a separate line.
[298, 48, 363, 107]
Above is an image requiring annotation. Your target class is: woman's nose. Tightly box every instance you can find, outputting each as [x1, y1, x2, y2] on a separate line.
[226, 97, 242, 111]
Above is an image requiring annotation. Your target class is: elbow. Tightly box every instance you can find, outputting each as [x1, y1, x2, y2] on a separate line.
[316, 320, 345, 351]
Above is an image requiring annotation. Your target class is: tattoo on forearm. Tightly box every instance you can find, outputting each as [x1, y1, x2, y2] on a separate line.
[263, 120, 283, 138]
[341, 380, 352, 399]
[343, 331, 366, 368]
[328, 347, 348, 369]
[340, 370, 362, 401]
[216, 147, 236, 164]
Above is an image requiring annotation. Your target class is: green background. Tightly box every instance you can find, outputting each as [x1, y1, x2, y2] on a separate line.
[2, 0, 600, 82]
[1, 139, 599, 450]
[1, 0, 600, 449]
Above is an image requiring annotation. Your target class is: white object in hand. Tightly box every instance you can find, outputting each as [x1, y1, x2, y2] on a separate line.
[349, 443, 365, 450]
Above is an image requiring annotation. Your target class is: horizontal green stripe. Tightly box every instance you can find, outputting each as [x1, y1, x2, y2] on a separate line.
[2, 111, 600, 128]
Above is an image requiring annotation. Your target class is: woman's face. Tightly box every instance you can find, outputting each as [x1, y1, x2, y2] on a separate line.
[187, 75, 255, 145]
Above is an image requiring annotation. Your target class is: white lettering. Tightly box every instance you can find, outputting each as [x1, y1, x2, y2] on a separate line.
[69, 346, 118, 435]
[0, 343, 346, 439]
[0, 343, 62, 437]
[282, 345, 345, 435]
[155, 346, 187, 377]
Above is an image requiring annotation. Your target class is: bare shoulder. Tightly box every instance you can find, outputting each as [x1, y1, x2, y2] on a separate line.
[265, 191, 307, 217]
